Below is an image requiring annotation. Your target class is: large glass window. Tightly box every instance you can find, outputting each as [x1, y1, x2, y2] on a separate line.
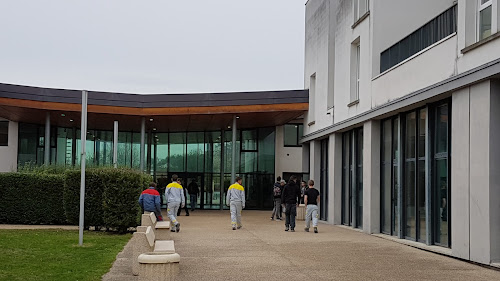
[169, 133, 186, 172]
[380, 101, 450, 247]
[284, 124, 303, 147]
[478, 0, 492, 41]
[342, 128, 363, 228]
[0, 121, 8, 146]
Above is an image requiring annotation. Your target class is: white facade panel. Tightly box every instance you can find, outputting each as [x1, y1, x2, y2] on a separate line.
[0, 118, 18, 172]
[275, 125, 303, 178]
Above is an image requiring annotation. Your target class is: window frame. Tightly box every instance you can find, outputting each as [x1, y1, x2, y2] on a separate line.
[354, 0, 370, 22]
[283, 124, 303, 147]
[477, 0, 493, 41]
[0, 121, 9, 146]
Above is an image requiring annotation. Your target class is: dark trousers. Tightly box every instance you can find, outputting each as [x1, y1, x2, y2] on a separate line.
[177, 203, 190, 216]
[285, 203, 297, 229]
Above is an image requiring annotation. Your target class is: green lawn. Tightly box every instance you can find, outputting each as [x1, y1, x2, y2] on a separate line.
[0, 229, 131, 281]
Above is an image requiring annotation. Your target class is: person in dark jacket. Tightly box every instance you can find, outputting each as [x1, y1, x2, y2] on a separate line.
[138, 182, 163, 221]
[281, 175, 301, 232]
[270, 176, 282, 221]
[177, 178, 190, 216]
[188, 179, 200, 211]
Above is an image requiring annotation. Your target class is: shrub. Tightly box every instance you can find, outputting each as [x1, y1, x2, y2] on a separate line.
[0, 173, 66, 224]
[63, 169, 105, 228]
[100, 168, 151, 233]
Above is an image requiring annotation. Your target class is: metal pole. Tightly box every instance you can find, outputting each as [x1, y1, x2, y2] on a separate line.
[231, 116, 237, 183]
[113, 121, 118, 168]
[44, 112, 51, 165]
[79, 90, 88, 246]
[140, 117, 145, 172]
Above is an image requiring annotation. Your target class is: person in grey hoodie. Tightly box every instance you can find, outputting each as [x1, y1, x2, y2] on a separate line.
[165, 174, 185, 233]
[226, 176, 245, 230]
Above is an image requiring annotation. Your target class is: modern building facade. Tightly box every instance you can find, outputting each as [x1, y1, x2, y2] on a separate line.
[0, 83, 308, 210]
[303, 0, 500, 266]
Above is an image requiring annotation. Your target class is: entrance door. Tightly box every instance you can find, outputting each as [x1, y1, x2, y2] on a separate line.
[184, 173, 204, 209]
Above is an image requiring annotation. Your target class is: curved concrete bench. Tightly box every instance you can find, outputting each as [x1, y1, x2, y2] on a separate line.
[138, 253, 180, 281]
[141, 212, 171, 240]
[132, 226, 176, 276]
[296, 204, 306, 221]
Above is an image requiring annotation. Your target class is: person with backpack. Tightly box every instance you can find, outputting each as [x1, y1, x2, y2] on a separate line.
[270, 176, 283, 221]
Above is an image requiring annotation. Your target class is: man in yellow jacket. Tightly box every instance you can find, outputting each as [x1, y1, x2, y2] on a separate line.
[226, 176, 245, 230]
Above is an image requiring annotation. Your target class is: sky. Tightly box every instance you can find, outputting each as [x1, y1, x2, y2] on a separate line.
[0, 1, 306, 94]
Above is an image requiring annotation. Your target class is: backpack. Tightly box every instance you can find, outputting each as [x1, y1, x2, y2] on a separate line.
[273, 185, 281, 197]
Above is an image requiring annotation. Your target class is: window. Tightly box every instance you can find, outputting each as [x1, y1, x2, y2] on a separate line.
[380, 5, 457, 73]
[342, 128, 363, 228]
[284, 124, 303, 147]
[354, 0, 369, 22]
[309, 74, 316, 122]
[478, 0, 493, 41]
[350, 41, 361, 104]
[0, 121, 8, 146]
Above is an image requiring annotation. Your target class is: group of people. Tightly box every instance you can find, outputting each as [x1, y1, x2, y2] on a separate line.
[138, 174, 319, 234]
[138, 174, 201, 233]
[271, 176, 320, 233]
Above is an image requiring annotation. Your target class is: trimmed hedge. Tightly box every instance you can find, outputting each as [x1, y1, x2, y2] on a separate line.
[63, 168, 151, 232]
[0, 173, 66, 224]
[0, 167, 151, 231]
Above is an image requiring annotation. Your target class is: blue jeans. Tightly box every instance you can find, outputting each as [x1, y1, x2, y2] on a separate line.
[190, 194, 197, 210]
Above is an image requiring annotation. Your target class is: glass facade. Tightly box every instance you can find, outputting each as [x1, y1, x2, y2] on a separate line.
[342, 127, 363, 228]
[380, 100, 451, 247]
[17, 123, 276, 210]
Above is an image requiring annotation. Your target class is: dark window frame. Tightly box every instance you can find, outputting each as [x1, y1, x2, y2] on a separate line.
[0, 121, 8, 146]
[283, 124, 303, 147]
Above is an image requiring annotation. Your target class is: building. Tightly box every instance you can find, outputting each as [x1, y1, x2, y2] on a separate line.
[0, 83, 308, 210]
[303, 0, 500, 266]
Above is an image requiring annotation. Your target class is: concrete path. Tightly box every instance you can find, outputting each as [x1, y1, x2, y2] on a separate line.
[0, 224, 78, 230]
[103, 210, 500, 280]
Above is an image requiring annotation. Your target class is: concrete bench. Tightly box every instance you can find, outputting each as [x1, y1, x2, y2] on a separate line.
[138, 252, 180, 281]
[141, 212, 171, 240]
[132, 226, 176, 276]
[296, 204, 306, 221]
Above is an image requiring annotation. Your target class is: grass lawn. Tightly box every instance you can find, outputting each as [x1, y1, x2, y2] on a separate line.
[0, 229, 131, 281]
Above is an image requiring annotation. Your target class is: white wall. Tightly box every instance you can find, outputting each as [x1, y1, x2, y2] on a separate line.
[0, 118, 18, 172]
[371, 0, 456, 76]
[275, 125, 303, 178]
[304, 0, 334, 135]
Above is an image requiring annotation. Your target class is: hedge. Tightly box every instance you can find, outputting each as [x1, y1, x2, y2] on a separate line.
[63, 168, 151, 232]
[0, 167, 152, 231]
[0, 173, 66, 224]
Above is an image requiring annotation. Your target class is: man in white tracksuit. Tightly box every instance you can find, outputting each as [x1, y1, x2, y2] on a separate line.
[226, 176, 245, 230]
[166, 174, 185, 233]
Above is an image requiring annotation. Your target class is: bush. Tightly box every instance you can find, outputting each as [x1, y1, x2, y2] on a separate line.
[63, 169, 105, 228]
[1, 167, 151, 231]
[100, 168, 151, 233]
[63, 168, 151, 232]
[0, 173, 66, 224]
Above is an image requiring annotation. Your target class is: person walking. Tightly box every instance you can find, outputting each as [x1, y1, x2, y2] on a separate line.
[270, 176, 282, 221]
[304, 180, 320, 233]
[226, 176, 245, 230]
[188, 179, 200, 211]
[138, 182, 163, 221]
[166, 174, 185, 233]
[281, 175, 301, 232]
[300, 180, 308, 204]
[176, 178, 190, 216]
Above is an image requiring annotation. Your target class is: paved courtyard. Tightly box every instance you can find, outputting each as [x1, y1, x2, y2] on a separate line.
[162, 210, 499, 281]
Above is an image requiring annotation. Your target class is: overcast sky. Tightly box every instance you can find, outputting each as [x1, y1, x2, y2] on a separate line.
[0, 1, 305, 94]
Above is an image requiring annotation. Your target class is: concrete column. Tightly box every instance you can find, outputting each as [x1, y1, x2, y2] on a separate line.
[469, 80, 500, 264]
[362, 120, 381, 234]
[113, 121, 118, 168]
[309, 140, 321, 182]
[231, 116, 237, 183]
[44, 112, 51, 165]
[140, 117, 146, 172]
[451, 87, 471, 260]
[329, 133, 343, 225]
